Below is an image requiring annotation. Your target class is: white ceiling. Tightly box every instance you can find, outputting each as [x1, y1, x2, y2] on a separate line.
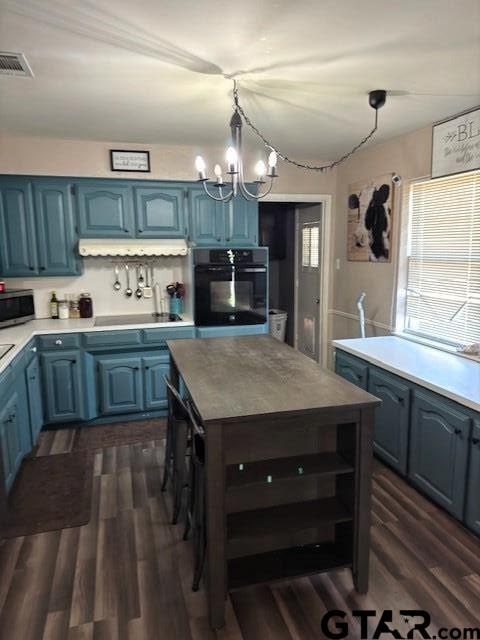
[1, 0, 479, 160]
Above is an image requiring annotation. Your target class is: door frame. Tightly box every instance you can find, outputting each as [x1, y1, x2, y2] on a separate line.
[262, 193, 332, 367]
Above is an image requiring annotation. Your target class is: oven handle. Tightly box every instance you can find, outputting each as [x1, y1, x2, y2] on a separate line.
[236, 267, 267, 273]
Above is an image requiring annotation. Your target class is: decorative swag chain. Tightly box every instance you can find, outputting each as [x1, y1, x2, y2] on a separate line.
[232, 80, 379, 172]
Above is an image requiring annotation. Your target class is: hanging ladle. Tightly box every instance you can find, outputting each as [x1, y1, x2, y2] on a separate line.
[113, 265, 121, 291]
[125, 264, 133, 298]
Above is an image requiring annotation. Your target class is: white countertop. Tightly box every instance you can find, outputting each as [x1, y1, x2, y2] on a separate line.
[0, 316, 194, 375]
[333, 336, 480, 412]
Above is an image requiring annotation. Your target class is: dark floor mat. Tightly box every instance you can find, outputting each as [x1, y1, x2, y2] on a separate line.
[1, 451, 93, 538]
[73, 418, 166, 452]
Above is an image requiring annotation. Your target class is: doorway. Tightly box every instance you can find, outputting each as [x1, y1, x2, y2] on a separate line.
[296, 204, 322, 360]
[259, 194, 331, 366]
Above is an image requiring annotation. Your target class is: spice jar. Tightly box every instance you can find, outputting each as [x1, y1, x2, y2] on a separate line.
[79, 293, 93, 318]
[58, 300, 70, 319]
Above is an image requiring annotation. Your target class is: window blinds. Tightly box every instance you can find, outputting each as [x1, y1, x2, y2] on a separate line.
[405, 170, 480, 345]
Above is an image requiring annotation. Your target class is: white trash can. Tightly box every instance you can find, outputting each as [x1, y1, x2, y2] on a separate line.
[269, 309, 287, 342]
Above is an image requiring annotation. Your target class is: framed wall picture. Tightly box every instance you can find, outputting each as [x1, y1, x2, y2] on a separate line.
[431, 106, 480, 178]
[347, 174, 393, 262]
[110, 149, 151, 172]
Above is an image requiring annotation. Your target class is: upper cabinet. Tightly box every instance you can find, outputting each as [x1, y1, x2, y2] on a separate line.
[189, 190, 224, 245]
[0, 180, 38, 276]
[189, 188, 258, 246]
[33, 181, 81, 275]
[0, 178, 81, 277]
[134, 185, 186, 237]
[227, 197, 258, 246]
[77, 183, 135, 237]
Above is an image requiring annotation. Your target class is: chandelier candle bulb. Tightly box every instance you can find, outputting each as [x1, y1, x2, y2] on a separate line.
[214, 163, 224, 185]
[195, 155, 207, 181]
[226, 146, 238, 174]
[254, 160, 267, 182]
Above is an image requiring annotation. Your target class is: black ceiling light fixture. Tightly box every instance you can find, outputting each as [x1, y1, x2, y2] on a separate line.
[194, 80, 388, 202]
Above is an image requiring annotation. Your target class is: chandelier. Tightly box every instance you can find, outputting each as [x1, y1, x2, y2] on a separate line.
[194, 80, 387, 202]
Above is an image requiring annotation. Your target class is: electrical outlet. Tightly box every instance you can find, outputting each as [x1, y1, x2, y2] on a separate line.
[335, 258, 341, 270]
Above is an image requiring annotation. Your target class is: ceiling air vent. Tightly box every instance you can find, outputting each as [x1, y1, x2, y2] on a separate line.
[0, 52, 34, 77]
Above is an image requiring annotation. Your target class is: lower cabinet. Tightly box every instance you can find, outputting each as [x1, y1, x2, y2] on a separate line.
[143, 356, 169, 410]
[408, 389, 470, 519]
[0, 388, 23, 492]
[97, 356, 143, 415]
[465, 421, 480, 535]
[26, 356, 43, 443]
[335, 351, 368, 389]
[41, 351, 84, 423]
[368, 368, 410, 474]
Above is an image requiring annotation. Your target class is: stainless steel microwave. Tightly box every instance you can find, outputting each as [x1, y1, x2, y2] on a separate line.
[0, 289, 35, 329]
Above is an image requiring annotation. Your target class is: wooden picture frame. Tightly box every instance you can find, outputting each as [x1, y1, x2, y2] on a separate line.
[110, 149, 151, 173]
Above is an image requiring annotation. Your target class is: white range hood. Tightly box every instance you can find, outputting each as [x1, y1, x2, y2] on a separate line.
[78, 238, 189, 257]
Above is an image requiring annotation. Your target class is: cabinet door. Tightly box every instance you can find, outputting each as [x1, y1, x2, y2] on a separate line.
[143, 355, 169, 410]
[334, 351, 368, 390]
[41, 351, 83, 423]
[465, 420, 480, 535]
[409, 389, 470, 518]
[368, 368, 410, 474]
[77, 183, 134, 237]
[26, 357, 43, 443]
[189, 190, 224, 245]
[34, 181, 80, 275]
[0, 180, 38, 276]
[135, 186, 186, 237]
[97, 356, 143, 415]
[227, 197, 258, 246]
[0, 390, 22, 492]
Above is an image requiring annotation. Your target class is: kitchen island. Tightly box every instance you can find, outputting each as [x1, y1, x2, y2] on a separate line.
[167, 335, 380, 629]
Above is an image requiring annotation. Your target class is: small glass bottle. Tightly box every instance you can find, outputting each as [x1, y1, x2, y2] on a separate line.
[50, 291, 59, 319]
[79, 293, 93, 318]
[58, 300, 69, 320]
[69, 295, 80, 319]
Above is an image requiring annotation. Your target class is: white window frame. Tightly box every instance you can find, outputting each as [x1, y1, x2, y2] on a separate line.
[394, 171, 480, 356]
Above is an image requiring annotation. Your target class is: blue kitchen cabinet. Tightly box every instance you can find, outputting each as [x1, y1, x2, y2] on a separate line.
[143, 355, 169, 410]
[26, 356, 43, 443]
[77, 183, 135, 237]
[409, 389, 470, 518]
[189, 189, 224, 245]
[465, 420, 480, 535]
[368, 368, 410, 474]
[41, 351, 84, 423]
[134, 186, 186, 238]
[335, 351, 368, 390]
[227, 197, 258, 246]
[0, 389, 21, 492]
[97, 355, 143, 415]
[0, 179, 38, 276]
[33, 181, 81, 275]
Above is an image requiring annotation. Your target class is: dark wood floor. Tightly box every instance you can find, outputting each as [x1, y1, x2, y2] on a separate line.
[0, 427, 479, 640]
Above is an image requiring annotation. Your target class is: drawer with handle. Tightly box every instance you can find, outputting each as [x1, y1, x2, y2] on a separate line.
[37, 334, 80, 350]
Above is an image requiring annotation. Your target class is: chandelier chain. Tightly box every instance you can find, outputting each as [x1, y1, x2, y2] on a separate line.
[232, 80, 379, 172]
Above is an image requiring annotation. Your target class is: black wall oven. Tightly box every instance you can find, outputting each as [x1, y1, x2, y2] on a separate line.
[0, 289, 35, 329]
[194, 248, 268, 326]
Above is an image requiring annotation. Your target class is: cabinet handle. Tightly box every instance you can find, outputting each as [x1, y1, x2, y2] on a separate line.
[472, 438, 480, 445]
[216, 237, 221, 242]
[31, 346, 37, 353]
[398, 397, 405, 406]
[454, 428, 462, 436]
[29, 266, 35, 271]
[226, 237, 231, 242]
[55, 339, 63, 346]
[124, 228, 129, 233]
[29, 375, 36, 381]
[70, 359, 77, 364]
[145, 366, 150, 370]
[138, 229, 142, 233]
[134, 366, 140, 370]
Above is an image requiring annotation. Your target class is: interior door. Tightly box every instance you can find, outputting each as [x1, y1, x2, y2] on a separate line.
[296, 205, 322, 361]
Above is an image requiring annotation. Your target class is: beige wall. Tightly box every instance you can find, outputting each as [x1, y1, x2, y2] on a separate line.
[0, 128, 433, 355]
[330, 125, 432, 345]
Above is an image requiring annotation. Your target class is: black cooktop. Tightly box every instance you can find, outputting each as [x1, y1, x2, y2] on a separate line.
[94, 313, 182, 327]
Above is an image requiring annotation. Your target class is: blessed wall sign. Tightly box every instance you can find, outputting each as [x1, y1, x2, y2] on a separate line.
[431, 106, 480, 178]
